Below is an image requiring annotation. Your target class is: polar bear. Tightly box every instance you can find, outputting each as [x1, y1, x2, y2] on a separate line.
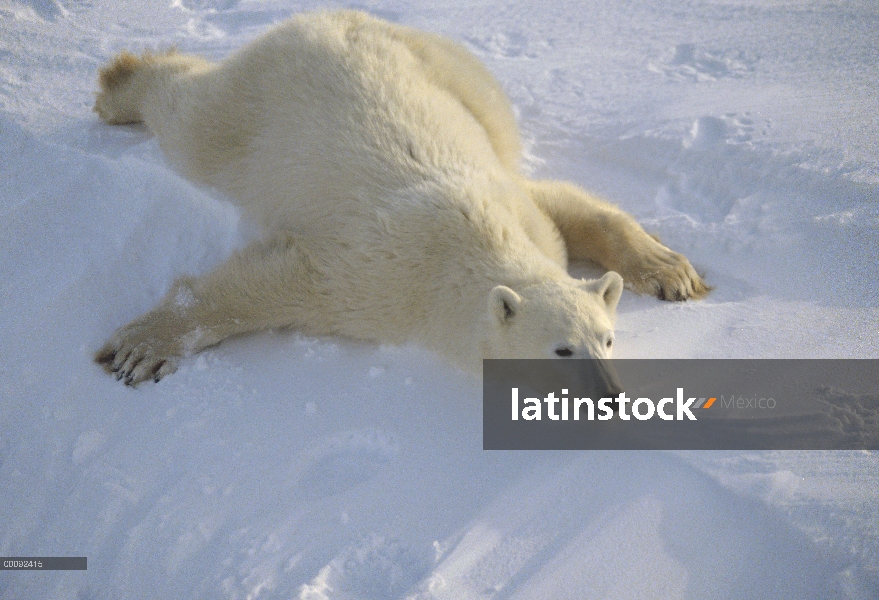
[94, 10, 709, 385]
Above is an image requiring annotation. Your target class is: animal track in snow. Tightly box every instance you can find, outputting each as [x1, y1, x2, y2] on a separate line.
[652, 43, 758, 82]
[465, 31, 549, 59]
[3, 0, 67, 21]
[172, 0, 239, 11]
[685, 112, 769, 149]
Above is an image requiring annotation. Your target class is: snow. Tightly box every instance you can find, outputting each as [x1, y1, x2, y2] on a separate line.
[1, 0, 877, 598]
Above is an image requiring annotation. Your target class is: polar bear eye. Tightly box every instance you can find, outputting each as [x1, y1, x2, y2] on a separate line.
[606, 337, 613, 349]
[555, 348, 573, 357]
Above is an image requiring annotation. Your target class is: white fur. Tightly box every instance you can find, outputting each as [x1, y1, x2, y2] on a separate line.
[94, 10, 708, 384]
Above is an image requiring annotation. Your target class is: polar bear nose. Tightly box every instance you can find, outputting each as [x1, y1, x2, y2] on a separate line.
[583, 358, 624, 399]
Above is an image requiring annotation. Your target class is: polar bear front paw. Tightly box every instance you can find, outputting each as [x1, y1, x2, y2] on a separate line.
[95, 321, 184, 386]
[623, 238, 711, 301]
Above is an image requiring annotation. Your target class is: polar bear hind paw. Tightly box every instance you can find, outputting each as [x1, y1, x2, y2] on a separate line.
[93, 51, 146, 124]
[94, 50, 184, 125]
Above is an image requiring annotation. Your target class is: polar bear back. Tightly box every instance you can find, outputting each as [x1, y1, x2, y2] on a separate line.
[153, 10, 521, 238]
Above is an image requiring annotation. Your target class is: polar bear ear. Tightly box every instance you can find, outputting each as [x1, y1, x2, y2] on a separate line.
[489, 285, 521, 325]
[581, 272, 623, 312]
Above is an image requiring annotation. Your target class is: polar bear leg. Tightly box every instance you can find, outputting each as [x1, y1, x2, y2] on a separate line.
[93, 50, 212, 126]
[527, 179, 710, 301]
[95, 235, 322, 385]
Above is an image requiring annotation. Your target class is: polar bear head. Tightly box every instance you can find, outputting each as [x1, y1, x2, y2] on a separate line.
[483, 271, 624, 361]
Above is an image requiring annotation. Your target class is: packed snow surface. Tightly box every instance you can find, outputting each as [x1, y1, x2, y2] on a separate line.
[1, 0, 877, 598]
